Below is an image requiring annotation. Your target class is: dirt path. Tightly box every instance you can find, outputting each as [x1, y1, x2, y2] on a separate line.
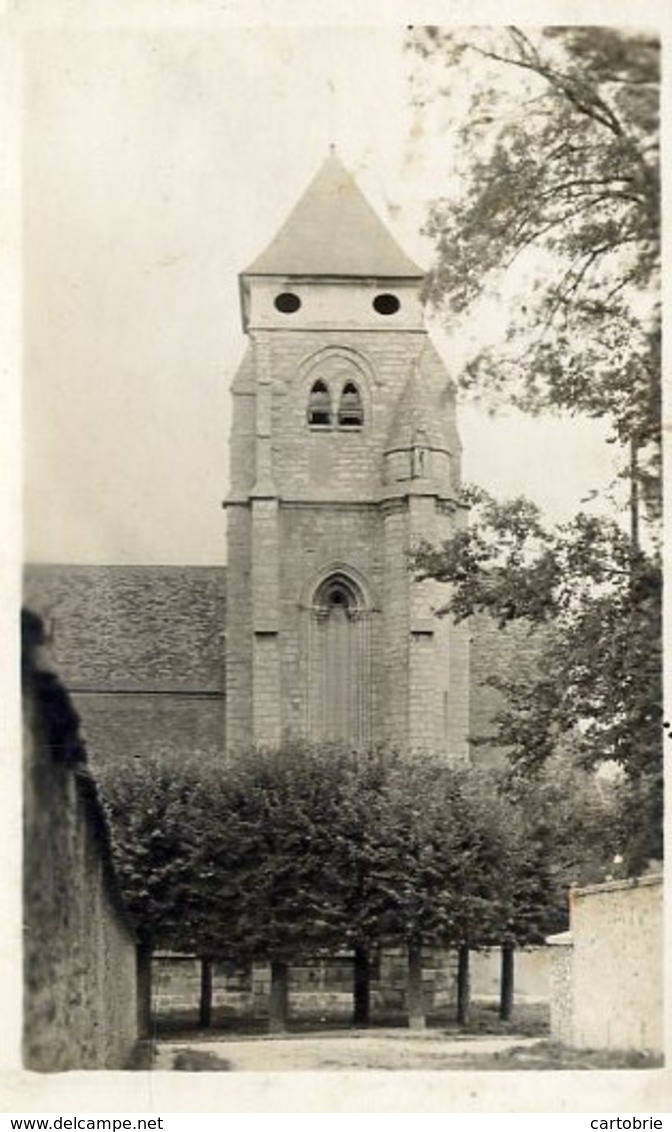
[155, 1031, 543, 1072]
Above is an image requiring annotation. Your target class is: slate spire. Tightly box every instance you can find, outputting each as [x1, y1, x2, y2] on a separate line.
[244, 150, 424, 279]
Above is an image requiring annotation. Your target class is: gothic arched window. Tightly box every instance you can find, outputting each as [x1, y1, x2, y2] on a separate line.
[338, 382, 364, 428]
[307, 380, 333, 427]
[308, 572, 371, 746]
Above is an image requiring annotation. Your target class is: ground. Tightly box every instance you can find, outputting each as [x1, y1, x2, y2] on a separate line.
[154, 1032, 663, 1072]
[155, 1031, 541, 1071]
[150, 1005, 662, 1072]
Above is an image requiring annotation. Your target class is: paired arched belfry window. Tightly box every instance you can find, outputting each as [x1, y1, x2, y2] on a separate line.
[307, 572, 371, 746]
[338, 382, 363, 427]
[307, 379, 363, 429]
[307, 380, 333, 426]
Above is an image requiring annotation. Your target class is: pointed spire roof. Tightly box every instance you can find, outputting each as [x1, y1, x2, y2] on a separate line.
[244, 150, 424, 279]
[386, 366, 451, 454]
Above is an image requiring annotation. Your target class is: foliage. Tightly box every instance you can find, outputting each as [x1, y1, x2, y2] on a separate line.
[407, 27, 662, 870]
[22, 608, 87, 768]
[101, 742, 616, 966]
[191, 742, 355, 961]
[407, 26, 660, 490]
[352, 754, 511, 949]
[188, 745, 516, 960]
[497, 752, 620, 943]
[414, 487, 662, 869]
[100, 751, 204, 949]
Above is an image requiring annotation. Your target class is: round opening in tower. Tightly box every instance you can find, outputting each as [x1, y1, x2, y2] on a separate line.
[373, 293, 400, 315]
[274, 292, 302, 313]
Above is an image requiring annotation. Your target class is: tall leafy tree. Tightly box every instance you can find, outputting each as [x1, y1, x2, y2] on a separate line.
[100, 744, 351, 1032]
[407, 26, 662, 870]
[99, 750, 208, 1035]
[100, 751, 202, 953]
[494, 749, 619, 1016]
[359, 756, 513, 1029]
[407, 25, 660, 502]
[415, 488, 662, 868]
[324, 745, 402, 1027]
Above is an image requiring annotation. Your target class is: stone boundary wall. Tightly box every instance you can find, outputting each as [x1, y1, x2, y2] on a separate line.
[469, 946, 551, 1002]
[152, 949, 457, 1023]
[547, 933, 573, 1047]
[22, 610, 138, 1071]
[548, 874, 663, 1055]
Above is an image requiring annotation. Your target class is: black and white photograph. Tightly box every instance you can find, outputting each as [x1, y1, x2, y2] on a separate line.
[9, 1, 666, 1114]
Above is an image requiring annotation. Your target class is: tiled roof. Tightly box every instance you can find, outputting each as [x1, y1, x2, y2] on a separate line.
[244, 150, 424, 279]
[23, 564, 226, 694]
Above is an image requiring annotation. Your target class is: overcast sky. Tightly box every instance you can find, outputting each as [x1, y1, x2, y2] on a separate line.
[22, 21, 621, 565]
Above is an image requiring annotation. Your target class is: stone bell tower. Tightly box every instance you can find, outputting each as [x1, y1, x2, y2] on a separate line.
[225, 150, 469, 758]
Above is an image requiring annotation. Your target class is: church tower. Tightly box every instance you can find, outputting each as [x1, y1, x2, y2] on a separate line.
[225, 151, 469, 758]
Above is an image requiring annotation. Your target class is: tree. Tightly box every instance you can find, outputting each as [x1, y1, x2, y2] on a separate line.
[436, 753, 619, 1021]
[187, 742, 355, 1032]
[360, 756, 513, 1029]
[325, 745, 399, 1027]
[440, 766, 512, 1027]
[407, 28, 662, 870]
[101, 740, 619, 1034]
[102, 744, 519, 1031]
[99, 751, 203, 951]
[407, 26, 660, 508]
[100, 743, 356, 1031]
[496, 749, 620, 1016]
[98, 750, 208, 1033]
[361, 753, 464, 1030]
[414, 489, 662, 869]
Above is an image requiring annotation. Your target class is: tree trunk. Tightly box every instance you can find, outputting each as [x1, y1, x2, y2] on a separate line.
[457, 943, 470, 1026]
[630, 433, 640, 559]
[268, 959, 289, 1034]
[499, 941, 515, 1021]
[199, 957, 213, 1030]
[407, 940, 426, 1030]
[353, 945, 371, 1028]
[136, 937, 153, 1040]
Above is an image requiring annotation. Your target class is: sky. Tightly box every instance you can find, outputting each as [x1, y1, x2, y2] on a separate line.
[22, 21, 622, 565]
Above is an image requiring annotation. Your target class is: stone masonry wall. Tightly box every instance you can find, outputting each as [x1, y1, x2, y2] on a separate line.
[225, 303, 465, 755]
[279, 503, 385, 742]
[468, 614, 551, 767]
[547, 935, 574, 1048]
[225, 506, 254, 749]
[153, 949, 458, 1023]
[571, 875, 663, 1054]
[263, 329, 446, 502]
[470, 946, 551, 1002]
[548, 875, 663, 1055]
[23, 613, 138, 1071]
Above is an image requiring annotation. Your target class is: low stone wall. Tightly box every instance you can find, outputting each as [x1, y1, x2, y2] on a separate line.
[153, 948, 457, 1023]
[470, 946, 551, 1002]
[548, 874, 663, 1055]
[23, 611, 138, 1071]
[546, 933, 573, 1047]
